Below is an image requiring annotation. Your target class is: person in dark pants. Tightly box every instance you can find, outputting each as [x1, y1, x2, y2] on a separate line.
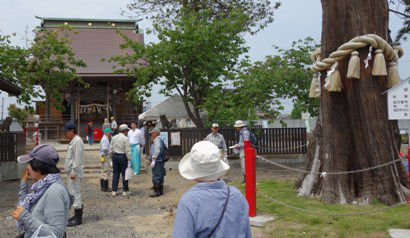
[86, 121, 94, 145]
[148, 128, 166, 197]
[109, 124, 131, 197]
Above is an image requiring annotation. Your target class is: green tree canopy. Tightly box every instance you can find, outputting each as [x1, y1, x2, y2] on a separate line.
[124, 0, 280, 34]
[0, 26, 87, 109]
[110, 9, 250, 127]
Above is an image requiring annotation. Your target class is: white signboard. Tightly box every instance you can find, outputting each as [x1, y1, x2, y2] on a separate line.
[387, 79, 410, 120]
[170, 132, 181, 146]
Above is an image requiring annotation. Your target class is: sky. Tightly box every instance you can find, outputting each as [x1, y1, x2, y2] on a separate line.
[0, 0, 409, 118]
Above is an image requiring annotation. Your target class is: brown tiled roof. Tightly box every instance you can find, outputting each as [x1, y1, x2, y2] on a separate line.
[69, 28, 144, 75]
[37, 17, 144, 76]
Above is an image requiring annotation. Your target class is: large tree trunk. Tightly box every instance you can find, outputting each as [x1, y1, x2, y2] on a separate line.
[296, 0, 408, 205]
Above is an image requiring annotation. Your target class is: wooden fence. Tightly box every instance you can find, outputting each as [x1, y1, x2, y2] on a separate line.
[0, 133, 26, 163]
[144, 127, 307, 157]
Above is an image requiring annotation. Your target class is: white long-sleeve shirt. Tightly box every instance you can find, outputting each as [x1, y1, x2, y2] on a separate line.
[128, 128, 144, 145]
[64, 135, 84, 178]
[109, 132, 131, 160]
[99, 135, 110, 156]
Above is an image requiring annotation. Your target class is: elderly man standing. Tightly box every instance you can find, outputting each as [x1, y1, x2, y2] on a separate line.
[148, 128, 166, 197]
[205, 123, 228, 164]
[234, 120, 249, 184]
[109, 124, 131, 197]
[99, 128, 113, 192]
[128, 121, 144, 175]
[64, 122, 85, 227]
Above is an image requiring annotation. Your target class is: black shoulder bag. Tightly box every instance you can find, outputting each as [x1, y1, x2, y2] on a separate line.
[208, 184, 231, 238]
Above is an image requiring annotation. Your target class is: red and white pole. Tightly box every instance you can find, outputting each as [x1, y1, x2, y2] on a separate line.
[36, 127, 39, 146]
[244, 140, 256, 217]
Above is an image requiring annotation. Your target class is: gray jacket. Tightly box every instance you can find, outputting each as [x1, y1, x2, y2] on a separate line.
[18, 179, 71, 238]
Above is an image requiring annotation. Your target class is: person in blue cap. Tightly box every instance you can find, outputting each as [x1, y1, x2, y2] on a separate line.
[99, 128, 113, 192]
[12, 144, 72, 238]
[64, 122, 84, 227]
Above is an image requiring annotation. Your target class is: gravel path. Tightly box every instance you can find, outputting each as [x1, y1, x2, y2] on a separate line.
[0, 150, 304, 237]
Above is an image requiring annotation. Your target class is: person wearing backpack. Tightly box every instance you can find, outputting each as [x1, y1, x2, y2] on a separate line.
[234, 120, 250, 184]
[148, 128, 166, 197]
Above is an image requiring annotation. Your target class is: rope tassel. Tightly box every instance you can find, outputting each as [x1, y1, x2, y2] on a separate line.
[326, 62, 342, 92]
[309, 73, 319, 98]
[347, 51, 360, 79]
[328, 69, 342, 92]
[372, 49, 387, 76]
[386, 62, 401, 88]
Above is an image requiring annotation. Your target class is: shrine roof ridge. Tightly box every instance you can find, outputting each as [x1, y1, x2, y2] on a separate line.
[35, 16, 142, 23]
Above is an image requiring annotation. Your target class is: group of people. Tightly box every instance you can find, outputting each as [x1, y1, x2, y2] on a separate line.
[10, 119, 253, 238]
[86, 117, 119, 145]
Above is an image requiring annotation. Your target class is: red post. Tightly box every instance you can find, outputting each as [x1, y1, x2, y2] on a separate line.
[244, 140, 257, 217]
[407, 137, 410, 204]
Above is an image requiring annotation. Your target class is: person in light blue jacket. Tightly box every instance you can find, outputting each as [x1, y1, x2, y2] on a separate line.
[11, 144, 71, 238]
[172, 141, 251, 238]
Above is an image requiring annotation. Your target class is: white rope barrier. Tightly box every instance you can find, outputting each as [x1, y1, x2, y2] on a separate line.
[256, 155, 404, 175]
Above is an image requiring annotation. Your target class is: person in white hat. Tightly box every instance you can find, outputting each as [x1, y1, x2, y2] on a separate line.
[109, 124, 131, 197]
[233, 120, 249, 183]
[205, 123, 228, 164]
[172, 141, 251, 238]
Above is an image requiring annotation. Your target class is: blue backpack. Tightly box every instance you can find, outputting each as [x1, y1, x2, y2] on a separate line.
[159, 138, 169, 162]
[241, 129, 258, 147]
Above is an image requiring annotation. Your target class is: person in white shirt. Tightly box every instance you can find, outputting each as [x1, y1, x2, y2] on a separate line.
[99, 128, 112, 192]
[111, 117, 118, 135]
[109, 124, 131, 197]
[64, 122, 84, 227]
[128, 121, 144, 175]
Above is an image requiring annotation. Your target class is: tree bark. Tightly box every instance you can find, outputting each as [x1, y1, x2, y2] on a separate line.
[296, 0, 408, 205]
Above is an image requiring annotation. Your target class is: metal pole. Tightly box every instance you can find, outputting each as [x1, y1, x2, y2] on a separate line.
[77, 87, 80, 134]
[107, 83, 110, 119]
[245, 140, 256, 217]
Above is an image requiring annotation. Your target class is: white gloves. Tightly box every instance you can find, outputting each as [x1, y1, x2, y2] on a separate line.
[150, 160, 156, 168]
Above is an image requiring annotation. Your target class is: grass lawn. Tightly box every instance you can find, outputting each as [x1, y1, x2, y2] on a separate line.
[236, 180, 410, 238]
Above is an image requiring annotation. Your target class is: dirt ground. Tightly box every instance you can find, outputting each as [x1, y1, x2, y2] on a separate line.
[0, 150, 303, 238]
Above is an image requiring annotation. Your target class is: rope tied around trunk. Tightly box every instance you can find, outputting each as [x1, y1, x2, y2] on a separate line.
[309, 34, 404, 97]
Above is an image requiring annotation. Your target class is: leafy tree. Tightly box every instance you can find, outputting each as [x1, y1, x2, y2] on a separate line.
[203, 58, 284, 127]
[124, 0, 281, 34]
[290, 100, 305, 119]
[232, 38, 320, 119]
[389, 0, 410, 43]
[0, 27, 87, 110]
[110, 9, 249, 128]
[8, 104, 33, 128]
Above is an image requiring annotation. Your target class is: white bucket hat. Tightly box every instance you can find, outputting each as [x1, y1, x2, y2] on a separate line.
[179, 141, 230, 181]
[234, 120, 246, 127]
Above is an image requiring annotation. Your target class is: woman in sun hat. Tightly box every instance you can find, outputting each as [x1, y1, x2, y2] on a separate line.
[12, 144, 72, 238]
[171, 141, 251, 238]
